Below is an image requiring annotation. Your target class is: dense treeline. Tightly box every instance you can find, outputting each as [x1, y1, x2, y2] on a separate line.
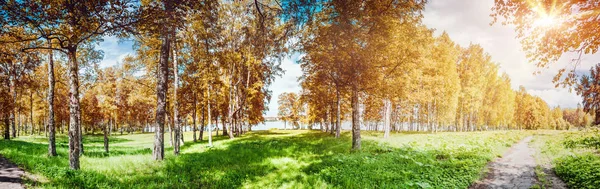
[291, 1, 592, 142]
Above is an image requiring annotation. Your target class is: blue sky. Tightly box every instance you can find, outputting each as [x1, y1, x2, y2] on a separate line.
[98, 0, 595, 117]
[97, 37, 134, 68]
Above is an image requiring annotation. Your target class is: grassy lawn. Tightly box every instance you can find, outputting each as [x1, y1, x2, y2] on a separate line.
[530, 130, 600, 188]
[0, 130, 529, 188]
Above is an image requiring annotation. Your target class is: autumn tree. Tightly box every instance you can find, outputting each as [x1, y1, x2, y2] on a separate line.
[576, 64, 600, 125]
[138, 0, 198, 160]
[1, 0, 141, 169]
[563, 105, 592, 128]
[300, 0, 427, 150]
[0, 29, 40, 140]
[278, 92, 302, 130]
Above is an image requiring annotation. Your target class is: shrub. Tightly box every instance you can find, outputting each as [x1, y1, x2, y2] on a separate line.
[555, 154, 600, 189]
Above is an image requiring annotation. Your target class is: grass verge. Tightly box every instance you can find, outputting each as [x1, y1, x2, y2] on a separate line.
[0, 130, 527, 188]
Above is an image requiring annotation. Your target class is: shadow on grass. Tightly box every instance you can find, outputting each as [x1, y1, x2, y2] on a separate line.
[26, 135, 132, 145]
[1, 131, 496, 188]
[83, 147, 153, 158]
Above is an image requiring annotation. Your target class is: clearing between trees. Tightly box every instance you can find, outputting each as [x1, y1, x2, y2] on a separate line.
[0, 130, 580, 188]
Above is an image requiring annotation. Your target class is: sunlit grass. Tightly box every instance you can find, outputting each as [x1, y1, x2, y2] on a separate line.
[531, 130, 600, 188]
[0, 130, 532, 188]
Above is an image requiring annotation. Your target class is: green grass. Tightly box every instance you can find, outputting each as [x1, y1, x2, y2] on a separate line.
[533, 165, 549, 189]
[531, 130, 600, 188]
[0, 130, 528, 188]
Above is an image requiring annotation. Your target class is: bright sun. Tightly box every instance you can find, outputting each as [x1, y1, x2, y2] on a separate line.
[534, 15, 556, 28]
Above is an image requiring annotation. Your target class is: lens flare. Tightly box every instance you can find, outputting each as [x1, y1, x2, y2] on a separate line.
[534, 15, 556, 28]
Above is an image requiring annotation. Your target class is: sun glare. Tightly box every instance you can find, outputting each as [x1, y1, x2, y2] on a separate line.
[529, 2, 563, 29]
[534, 15, 556, 28]
[534, 16, 556, 28]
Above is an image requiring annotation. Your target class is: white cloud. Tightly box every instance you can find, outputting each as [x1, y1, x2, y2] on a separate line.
[97, 36, 134, 68]
[528, 88, 580, 108]
[265, 53, 303, 117]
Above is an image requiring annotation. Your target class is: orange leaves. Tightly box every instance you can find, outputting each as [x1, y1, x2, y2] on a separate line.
[492, 0, 600, 86]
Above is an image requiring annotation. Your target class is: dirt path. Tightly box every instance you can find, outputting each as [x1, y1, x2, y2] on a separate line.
[0, 155, 25, 189]
[471, 136, 538, 189]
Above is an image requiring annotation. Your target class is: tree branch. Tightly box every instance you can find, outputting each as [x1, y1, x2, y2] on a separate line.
[21, 46, 67, 54]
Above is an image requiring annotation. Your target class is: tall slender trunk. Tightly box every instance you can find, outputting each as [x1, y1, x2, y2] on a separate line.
[329, 104, 335, 135]
[16, 112, 20, 137]
[222, 119, 229, 139]
[104, 123, 109, 154]
[335, 89, 341, 138]
[200, 100, 205, 141]
[3, 78, 9, 140]
[215, 114, 219, 135]
[153, 4, 171, 160]
[67, 48, 81, 170]
[351, 87, 360, 150]
[181, 118, 185, 144]
[47, 45, 57, 156]
[29, 93, 35, 135]
[173, 43, 180, 155]
[168, 112, 173, 147]
[109, 117, 112, 135]
[226, 66, 235, 139]
[9, 65, 16, 138]
[78, 105, 83, 156]
[324, 108, 329, 133]
[207, 86, 213, 147]
[4, 114, 9, 140]
[222, 117, 228, 136]
[383, 98, 392, 138]
[193, 89, 197, 142]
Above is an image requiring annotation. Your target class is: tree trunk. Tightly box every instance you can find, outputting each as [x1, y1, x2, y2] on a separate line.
[104, 123, 109, 153]
[78, 105, 83, 156]
[329, 104, 335, 135]
[200, 100, 205, 141]
[193, 89, 197, 142]
[215, 114, 219, 136]
[207, 87, 213, 147]
[222, 118, 228, 137]
[181, 118, 185, 144]
[47, 46, 57, 156]
[168, 113, 173, 147]
[173, 44, 180, 155]
[325, 108, 329, 133]
[9, 67, 16, 138]
[351, 87, 360, 151]
[226, 66, 235, 139]
[153, 6, 170, 160]
[44, 116, 47, 137]
[223, 118, 232, 138]
[16, 113, 20, 137]
[383, 98, 392, 138]
[67, 48, 81, 170]
[335, 89, 341, 138]
[3, 114, 9, 140]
